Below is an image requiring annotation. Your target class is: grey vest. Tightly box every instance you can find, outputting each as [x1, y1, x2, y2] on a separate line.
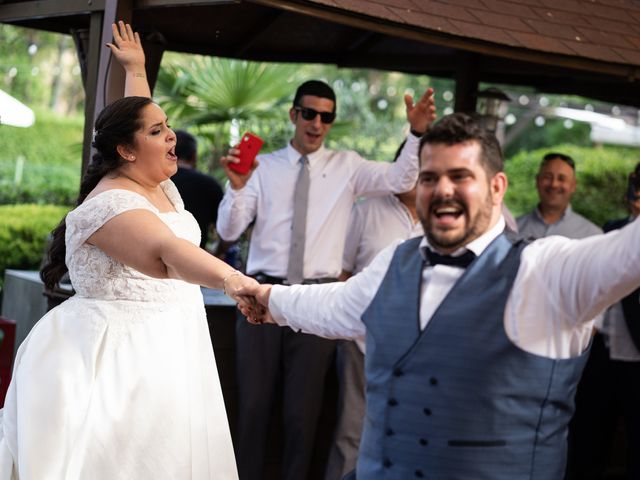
[357, 234, 589, 480]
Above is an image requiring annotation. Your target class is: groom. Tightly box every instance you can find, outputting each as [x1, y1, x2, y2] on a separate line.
[240, 113, 640, 479]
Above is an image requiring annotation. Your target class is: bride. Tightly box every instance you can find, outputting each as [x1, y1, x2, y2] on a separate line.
[0, 90, 260, 477]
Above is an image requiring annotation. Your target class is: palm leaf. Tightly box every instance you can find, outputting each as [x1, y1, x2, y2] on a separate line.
[157, 55, 301, 128]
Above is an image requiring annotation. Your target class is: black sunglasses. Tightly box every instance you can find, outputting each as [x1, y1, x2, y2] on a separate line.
[294, 106, 336, 124]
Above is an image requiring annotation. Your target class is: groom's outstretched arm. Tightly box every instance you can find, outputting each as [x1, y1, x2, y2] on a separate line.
[238, 240, 402, 342]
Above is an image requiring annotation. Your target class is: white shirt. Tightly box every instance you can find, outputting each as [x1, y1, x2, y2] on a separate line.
[217, 135, 420, 278]
[269, 216, 640, 359]
[342, 195, 423, 275]
[342, 194, 423, 353]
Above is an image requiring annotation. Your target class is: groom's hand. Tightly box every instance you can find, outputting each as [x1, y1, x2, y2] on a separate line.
[237, 284, 274, 324]
[236, 295, 271, 324]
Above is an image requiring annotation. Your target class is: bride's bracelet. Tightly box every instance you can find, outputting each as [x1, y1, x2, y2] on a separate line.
[223, 270, 242, 296]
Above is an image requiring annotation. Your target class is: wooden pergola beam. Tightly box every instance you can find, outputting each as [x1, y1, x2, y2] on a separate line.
[0, 0, 105, 21]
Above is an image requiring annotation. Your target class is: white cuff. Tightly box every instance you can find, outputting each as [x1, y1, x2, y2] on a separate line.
[269, 284, 292, 328]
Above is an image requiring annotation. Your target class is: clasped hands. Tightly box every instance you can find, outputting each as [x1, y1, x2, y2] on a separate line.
[223, 274, 274, 324]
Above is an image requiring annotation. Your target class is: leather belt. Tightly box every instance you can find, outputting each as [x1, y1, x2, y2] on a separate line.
[251, 272, 338, 286]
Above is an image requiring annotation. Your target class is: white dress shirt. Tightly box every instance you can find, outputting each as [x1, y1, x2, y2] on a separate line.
[342, 195, 423, 275]
[217, 135, 420, 278]
[270, 216, 640, 359]
[342, 194, 423, 353]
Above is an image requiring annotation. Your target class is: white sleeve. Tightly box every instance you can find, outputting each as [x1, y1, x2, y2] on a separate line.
[269, 240, 401, 341]
[350, 134, 420, 197]
[518, 218, 640, 328]
[215, 176, 259, 242]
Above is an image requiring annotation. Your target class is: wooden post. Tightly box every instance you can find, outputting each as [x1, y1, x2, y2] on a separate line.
[80, 11, 105, 176]
[454, 53, 479, 114]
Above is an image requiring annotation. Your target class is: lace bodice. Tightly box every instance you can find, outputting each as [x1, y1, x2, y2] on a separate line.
[65, 181, 201, 301]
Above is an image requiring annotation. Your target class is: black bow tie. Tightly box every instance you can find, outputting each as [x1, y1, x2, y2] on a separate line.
[425, 248, 476, 268]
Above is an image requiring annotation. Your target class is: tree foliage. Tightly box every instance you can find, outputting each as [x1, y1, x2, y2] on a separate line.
[0, 109, 82, 205]
[1, 24, 83, 114]
[155, 53, 302, 175]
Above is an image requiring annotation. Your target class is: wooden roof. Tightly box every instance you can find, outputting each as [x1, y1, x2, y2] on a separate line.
[2, 0, 640, 107]
[314, 0, 640, 67]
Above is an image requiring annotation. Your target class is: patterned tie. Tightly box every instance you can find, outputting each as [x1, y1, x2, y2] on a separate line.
[286, 155, 310, 284]
[425, 248, 476, 268]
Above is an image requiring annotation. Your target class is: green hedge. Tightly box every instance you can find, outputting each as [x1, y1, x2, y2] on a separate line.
[504, 144, 640, 227]
[0, 163, 80, 205]
[0, 204, 70, 290]
[0, 109, 83, 205]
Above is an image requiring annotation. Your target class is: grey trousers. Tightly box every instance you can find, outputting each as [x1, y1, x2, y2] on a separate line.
[324, 340, 366, 480]
[235, 316, 337, 480]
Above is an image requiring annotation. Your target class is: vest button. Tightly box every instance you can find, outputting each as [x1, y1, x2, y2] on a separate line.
[423, 407, 432, 416]
[419, 438, 428, 446]
[388, 398, 398, 406]
[393, 368, 403, 377]
[415, 469, 424, 477]
[385, 428, 394, 436]
[383, 458, 393, 468]
[429, 377, 438, 386]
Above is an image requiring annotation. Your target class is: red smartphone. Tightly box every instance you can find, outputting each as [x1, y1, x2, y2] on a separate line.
[229, 132, 264, 174]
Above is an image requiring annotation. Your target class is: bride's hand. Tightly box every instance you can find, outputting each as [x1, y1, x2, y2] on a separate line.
[106, 21, 145, 70]
[223, 274, 264, 321]
[224, 273, 258, 300]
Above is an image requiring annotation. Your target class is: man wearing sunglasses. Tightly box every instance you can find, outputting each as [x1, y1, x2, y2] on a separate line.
[217, 80, 435, 480]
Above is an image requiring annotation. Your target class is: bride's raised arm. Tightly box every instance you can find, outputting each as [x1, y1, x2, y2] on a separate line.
[106, 21, 151, 98]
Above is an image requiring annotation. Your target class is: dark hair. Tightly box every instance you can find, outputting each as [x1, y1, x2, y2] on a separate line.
[540, 152, 575, 171]
[175, 129, 197, 163]
[293, 80, 336, 112]
[41, 96, 154, 291]
[627, 162, 640, 201]
[419, 113, 503, 176]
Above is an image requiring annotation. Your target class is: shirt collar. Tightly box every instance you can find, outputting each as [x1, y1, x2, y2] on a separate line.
[419, 216, 506, 260]
[534, 204, 572, 223]
[286, 142, 325, 166]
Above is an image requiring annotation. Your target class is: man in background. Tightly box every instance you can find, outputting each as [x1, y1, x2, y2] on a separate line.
[517, 152, 600, 239]
[171, 129, 224, 249]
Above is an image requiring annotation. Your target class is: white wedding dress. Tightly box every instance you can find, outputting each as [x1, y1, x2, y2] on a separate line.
[0, 181, 238, 479]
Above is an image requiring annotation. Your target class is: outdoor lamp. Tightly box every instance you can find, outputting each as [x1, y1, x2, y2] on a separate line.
[476, 87, 511, 133]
